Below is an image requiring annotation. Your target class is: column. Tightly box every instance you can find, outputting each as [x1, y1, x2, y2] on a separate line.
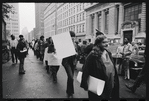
[101, 10, 105, 33]
[108, 7, 116, 35]
[94, 12, 98, 36]
[118, 3, 124, 33]
[86, 14, 92, 36]
[118, 3, 124, 43]
[91, 14, 94, 36]
[141, 2, 146, 32]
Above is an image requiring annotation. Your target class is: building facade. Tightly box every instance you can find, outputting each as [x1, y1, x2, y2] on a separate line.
[44, 3, 57, 38]
[35, 3, 49, 38]
[21, 27, 29, 41]
[44, 3, 87, 41]
[44, 2, 146, 43]
[4, 3, 20, 39]
[85, 2, 146, 43]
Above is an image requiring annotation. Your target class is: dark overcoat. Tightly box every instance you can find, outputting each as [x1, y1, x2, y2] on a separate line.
[80, 46, 119, 99]
[16, 39, 27, 59]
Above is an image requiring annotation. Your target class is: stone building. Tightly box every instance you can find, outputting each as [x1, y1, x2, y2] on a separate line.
[44, 2, 146, 44]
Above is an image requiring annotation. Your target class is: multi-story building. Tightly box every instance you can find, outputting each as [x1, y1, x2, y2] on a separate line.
[44, 3, 87, 41]
[28, 30, 34, 42]
[44, 2, 146, 44]
[85, 2, 146, 43]
[4, 3, 20, 39]
[35, 3, 49, 39]
[21, 27, 29, 41]
[44, 3, 57, 38]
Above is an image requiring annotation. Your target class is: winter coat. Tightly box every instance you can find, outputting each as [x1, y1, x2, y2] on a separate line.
[80, 46, 119, 99]
[16, 39, 27, 59]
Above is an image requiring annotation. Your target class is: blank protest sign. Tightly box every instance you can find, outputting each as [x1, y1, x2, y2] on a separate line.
[52, 32, 76, 59]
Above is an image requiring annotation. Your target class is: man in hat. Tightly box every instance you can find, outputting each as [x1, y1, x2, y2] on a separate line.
[9, 35, 18, 64]
[17, 35, 27, 74]
[38, 35, 45, 61]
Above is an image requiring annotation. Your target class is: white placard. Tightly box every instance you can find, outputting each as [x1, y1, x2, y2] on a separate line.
[77, 71, 105, 96]
[52, 32, 76, 59]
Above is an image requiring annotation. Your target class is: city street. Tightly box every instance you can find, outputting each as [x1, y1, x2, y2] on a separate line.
[2, 48, 146, 99]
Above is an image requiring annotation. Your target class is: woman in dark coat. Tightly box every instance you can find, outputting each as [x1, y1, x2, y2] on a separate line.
[80, 34, 119, 100]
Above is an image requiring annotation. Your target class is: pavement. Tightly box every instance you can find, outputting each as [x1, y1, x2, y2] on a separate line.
[2, 48, 146, 99]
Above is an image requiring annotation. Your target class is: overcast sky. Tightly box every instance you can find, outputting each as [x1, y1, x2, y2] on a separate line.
[19, 3, 35, 33]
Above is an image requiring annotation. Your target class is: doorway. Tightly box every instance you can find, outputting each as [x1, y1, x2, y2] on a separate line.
[123, 30, 133, 43]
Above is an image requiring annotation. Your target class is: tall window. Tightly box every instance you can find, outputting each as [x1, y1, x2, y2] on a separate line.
[91, 14, 94, 34]
[116, 5, 119, 33]
[83, 12, 85, 20]
[82, 24, 84, 32]
[105, 10, 109, 34]
[124, 3, 142, 31]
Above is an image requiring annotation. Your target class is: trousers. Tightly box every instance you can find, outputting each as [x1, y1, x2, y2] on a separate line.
[62, 58, 75, 95]
[10, 47, 18, 63]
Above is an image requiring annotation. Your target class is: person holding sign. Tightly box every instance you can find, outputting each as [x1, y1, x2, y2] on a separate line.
[61, 31, 78, 98]
[80, 33, 119, 99]
[47, 37, 61, 83]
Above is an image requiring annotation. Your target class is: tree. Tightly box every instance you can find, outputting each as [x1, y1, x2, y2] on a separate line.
[2, 3, 15, 20]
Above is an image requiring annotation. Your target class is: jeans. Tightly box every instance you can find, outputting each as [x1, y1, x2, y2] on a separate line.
[51, 66, 60, 78]
[62, 57, 75, 95]
[19, 57, 25, 73]
[10, 47, 18, 63]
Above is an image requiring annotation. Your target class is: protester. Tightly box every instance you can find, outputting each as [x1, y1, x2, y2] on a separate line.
[34, 39, 40, 59]
[9, 35, 18, 64]
[25, 40, 29, 55]
[79, 40, 88, 64]
[61, 31, 78, 98]
[16, 35, 28, 74]
[47, 37, 61, 83]
[125, 46, 146, 93]
[116, 43, 124, 74]
[131, 41, 139, 55]
[120, 38, 132, 80]
[83, 30, 104, 57]
[43, 38, 50, 73]
[38, 36, 45, 61]
[74, 41, 81, 68]
[80, 33, 119, 99]
[84, 39, 94, 56]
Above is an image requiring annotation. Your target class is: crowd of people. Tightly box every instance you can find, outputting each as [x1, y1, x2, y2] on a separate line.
[7, 29, 146, 99]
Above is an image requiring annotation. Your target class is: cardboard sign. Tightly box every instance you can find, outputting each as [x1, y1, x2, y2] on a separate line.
[52, 32, 76, 59]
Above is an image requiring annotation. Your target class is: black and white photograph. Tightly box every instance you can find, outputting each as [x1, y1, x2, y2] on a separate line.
[2, 2, 147, 100]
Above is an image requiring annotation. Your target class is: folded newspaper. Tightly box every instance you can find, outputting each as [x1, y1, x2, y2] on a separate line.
[77, 71, 105, 96]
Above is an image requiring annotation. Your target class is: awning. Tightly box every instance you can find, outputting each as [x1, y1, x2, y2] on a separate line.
[135, 32, 146, 38]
